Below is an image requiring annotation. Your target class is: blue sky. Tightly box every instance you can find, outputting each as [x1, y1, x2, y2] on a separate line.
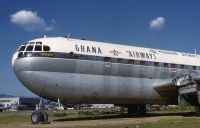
[1, 0, 200, 97]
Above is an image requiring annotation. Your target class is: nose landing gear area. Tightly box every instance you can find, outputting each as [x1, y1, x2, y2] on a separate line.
[31, 110, 48, 124]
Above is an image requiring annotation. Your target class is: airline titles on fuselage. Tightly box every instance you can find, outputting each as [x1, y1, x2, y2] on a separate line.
[75, 44, 102, 54]
[150, 49, 199, 58]
[75, 44, 157, 60]
[127, 51, 156, 60]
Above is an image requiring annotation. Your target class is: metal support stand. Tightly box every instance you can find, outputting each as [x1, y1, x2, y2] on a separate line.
[38, 98, 43, 110]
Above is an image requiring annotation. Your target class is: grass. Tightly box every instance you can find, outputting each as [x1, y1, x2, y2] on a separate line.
[137, 118, 200, 128]
[0, 107, 199, 128]
[0, 111, 30, 124]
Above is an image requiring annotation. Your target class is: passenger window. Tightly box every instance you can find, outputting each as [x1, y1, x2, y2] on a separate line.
[69, 52, 74, 56]
[180, 65, 185, 69]
[117, 58, 123, 63]
[145, 61, 152, 66]
[159, 63, 164, 67]
[111, 58, 117, 63]
[26, 45, 33, 51]
[193, 66, 197, 70]
[140, 61, 145, 65]
[69, 52, 77, 59]
[164, 63, 168, 68]
[134, 60, 140, 65]
[147, 61, 153, 66]
[34, 45, 42, 51]
[171, 64, 176, 68]
[18, 46, 26, 52]
[104, 57, 111, 62]
[154, 62, 159, 67]
[43, 46, 50, 51]
[123, 59, 128, 64]
[128, 60, 134, 64]
[185, 65, 190, 70]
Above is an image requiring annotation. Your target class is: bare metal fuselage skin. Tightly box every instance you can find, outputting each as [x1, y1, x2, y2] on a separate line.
[12, 37, 199, 105]
[13, 55, 189, 105]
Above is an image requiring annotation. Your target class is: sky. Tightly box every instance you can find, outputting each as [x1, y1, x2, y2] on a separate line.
[1, 0, 200, 97]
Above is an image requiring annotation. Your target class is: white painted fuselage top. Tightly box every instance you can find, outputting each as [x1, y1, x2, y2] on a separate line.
[29, 37, 200, 67]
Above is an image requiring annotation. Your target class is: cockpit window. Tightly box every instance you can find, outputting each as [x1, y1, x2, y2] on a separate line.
[29, 42, 35, 44]
[18, 46, 26, 52]
[17, 41, 50, 54]
[34, 45, 42, 51]
[26, 45, 34, 51]
[36, 42, 42, 45]
[18, 52, 23, 58]
[43, 46, 50, 51]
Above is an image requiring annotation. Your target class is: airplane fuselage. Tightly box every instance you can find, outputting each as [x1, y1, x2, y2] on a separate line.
[12, 37, 200, 106]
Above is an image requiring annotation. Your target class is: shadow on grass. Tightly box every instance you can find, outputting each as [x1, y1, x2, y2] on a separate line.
[53, 112, 196, 122]
[146, 111, 195, 117]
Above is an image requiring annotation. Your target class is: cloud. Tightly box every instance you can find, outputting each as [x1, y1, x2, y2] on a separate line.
[10, 10, 55, 32]
[51, 19, 57, 24]
[150, 17, 166, 30]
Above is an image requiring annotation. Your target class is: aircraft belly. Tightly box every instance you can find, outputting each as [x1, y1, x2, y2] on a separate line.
[18, 71, 162, 104]
[13, 57, 178, 104]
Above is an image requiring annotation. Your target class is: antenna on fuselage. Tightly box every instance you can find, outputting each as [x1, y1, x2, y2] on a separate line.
[44, 34, 47, 38]
[195, 48, 197, 55]
[67, 33, 71, 40]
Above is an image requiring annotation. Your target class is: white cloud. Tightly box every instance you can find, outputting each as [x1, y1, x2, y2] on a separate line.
[51, 19, 57, 24]
[150, 17, 166, 30]
[10, 10, 55, 32]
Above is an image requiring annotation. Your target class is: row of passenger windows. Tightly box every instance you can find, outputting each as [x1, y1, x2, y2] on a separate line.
[67, 53, 200, 70]
[102, 57, 199, 70]
[17, 50, 200, 71]
[18, 45, 50, 52]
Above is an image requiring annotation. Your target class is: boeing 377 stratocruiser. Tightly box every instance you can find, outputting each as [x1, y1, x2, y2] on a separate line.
[12, 36, 200, 124]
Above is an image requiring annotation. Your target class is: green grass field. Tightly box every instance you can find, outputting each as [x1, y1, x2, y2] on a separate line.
[0, 107, 199, 128]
